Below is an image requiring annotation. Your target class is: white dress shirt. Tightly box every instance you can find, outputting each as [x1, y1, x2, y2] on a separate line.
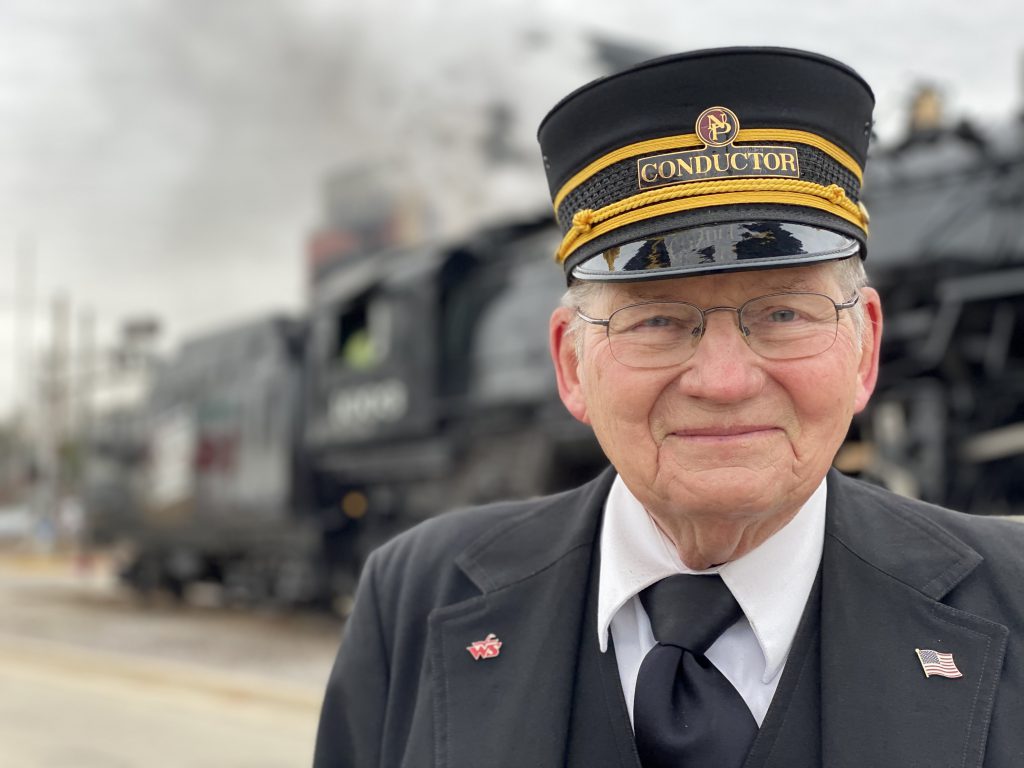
[597, 474, 826, 726]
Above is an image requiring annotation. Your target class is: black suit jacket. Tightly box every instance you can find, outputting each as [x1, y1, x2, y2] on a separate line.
[314, 469, 1024, 767]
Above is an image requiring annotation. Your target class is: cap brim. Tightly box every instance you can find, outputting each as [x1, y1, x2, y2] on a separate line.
[570, 220, 860, 282]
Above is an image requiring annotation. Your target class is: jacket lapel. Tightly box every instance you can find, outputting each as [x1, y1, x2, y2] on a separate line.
[820, 471, 1009, 768]
[428, 469, 615, 768]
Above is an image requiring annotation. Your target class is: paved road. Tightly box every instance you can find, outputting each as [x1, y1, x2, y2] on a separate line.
[0, 552, 343, 767]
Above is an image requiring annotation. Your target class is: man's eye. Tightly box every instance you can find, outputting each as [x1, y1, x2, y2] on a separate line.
[747, 304, 806, 324]
[639, 315, 676, 328]
[767, 308, 799, 323]
[612, 306, 701, 335]
[629, 314, 699, 334]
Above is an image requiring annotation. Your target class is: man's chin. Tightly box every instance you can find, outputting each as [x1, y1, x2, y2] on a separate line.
[654, 466, 793, 518]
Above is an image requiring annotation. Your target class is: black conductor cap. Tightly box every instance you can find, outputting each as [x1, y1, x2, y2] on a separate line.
[537, 47, 875, 283]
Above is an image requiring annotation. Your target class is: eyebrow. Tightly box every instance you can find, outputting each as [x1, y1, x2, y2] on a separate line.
[769, 274, 816, 291]
[617, 271, 821, 303]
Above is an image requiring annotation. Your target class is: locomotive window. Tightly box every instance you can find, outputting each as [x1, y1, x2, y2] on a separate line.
[334, 294, 390, 370]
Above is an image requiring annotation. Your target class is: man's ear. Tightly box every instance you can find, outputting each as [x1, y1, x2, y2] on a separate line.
[550, 306, 590, 424]
[853, 286, 883, 414]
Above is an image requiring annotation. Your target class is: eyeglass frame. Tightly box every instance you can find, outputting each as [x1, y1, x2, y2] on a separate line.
[574, 291, 862, 368]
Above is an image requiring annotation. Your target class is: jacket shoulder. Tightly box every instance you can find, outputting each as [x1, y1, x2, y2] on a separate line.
[363, 481, 596, 611]
[829, 470, 1024, 583]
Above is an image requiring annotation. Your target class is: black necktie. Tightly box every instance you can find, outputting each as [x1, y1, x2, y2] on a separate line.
[633, 574, 758, 768]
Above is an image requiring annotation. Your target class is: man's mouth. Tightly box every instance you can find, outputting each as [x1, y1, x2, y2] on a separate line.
[670, 425, 780, 440]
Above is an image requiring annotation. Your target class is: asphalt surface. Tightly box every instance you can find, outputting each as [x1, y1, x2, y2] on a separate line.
[0, 550, 344, 767]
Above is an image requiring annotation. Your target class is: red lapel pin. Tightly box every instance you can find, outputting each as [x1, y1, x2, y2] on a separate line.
[466, 633, 503, 660]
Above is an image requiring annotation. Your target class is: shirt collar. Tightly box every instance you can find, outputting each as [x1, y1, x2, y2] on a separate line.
[597, 474, 826, 683]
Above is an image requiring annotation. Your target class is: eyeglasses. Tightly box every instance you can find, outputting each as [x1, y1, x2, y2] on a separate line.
[575, 291, 860, 369]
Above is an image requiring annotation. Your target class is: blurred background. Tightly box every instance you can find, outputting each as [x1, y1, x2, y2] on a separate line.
[1, 1, 1023, 765]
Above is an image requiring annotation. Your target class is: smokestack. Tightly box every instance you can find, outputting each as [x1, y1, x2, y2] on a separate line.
[1019, 48, 1024, 125]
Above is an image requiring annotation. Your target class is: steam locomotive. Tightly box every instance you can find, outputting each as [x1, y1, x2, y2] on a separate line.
[844, 111, 1024, 515]
[86, 217, 607, 607]
[83, 108, 1024, 607]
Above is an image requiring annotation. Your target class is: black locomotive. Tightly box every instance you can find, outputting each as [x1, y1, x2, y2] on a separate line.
[83, 106, 1024, 607]
[844, 111, 1024, 515]
[90, 218, 607, 607]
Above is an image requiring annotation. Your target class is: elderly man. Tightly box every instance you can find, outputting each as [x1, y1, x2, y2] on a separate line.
[314, 48, 1024, 768]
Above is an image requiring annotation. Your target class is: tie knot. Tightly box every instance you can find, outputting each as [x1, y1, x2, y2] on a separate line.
[640, 574, 743, 654]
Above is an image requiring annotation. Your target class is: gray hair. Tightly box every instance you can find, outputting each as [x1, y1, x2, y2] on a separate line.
[561, 281, 608, 360]
[561, 256, 870, 359]
[832, 256, 869, 338]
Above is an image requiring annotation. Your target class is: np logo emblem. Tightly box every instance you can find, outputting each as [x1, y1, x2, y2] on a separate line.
[696, 106, 740, 147]
[636, 105, 799, 190]
[466, 633, 503, 660]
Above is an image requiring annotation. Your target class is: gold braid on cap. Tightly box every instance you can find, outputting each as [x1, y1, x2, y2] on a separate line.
[554, 178, 869, 265]
[552, 128, 865, 215]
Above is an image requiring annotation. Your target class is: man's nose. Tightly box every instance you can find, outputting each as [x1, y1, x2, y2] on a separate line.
[674, 311, 765, 402]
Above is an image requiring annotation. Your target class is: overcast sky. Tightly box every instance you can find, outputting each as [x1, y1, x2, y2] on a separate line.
[0, 0, 1021, 418]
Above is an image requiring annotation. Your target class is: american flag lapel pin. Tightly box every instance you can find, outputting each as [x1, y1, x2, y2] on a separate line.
[466, 633, 503, 660]
[915, 648, 963, 679]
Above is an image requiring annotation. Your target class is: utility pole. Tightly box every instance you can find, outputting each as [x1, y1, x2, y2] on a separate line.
[76, 308, 96, 440]
[12, 236, 34, 436]
[33, 291, 72, 548]
[48, 294, 71, 469]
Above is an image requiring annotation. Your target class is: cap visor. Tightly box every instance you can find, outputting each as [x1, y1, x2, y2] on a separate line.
[570, 221, 859, 282]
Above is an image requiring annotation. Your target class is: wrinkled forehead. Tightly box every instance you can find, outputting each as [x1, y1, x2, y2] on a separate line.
[597, 261, 842, 308]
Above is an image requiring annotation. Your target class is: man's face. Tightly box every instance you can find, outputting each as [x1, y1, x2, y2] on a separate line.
[551, 262, 882, 537]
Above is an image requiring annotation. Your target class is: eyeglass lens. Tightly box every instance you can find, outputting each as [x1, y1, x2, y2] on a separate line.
[605, 293, 841, 368]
